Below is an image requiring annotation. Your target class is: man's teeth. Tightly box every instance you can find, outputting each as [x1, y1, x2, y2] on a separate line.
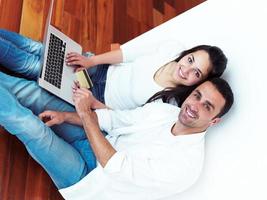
[186, 107, 196, 118]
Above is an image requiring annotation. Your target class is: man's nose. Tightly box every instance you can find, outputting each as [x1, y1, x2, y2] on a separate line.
[190, 103, 199, 113]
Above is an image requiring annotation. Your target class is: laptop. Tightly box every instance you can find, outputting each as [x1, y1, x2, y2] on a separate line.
[38, 0, 92, 105]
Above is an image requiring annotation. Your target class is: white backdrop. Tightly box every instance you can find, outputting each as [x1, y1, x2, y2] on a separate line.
[122, 0, 267, 199]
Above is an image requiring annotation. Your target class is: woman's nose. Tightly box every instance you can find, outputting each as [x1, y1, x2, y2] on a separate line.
[183, 66, 191, 76]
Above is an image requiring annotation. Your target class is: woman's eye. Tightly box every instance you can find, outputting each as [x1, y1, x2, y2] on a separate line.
[194, 69, 200, 78]
[188, 57, 192, 64]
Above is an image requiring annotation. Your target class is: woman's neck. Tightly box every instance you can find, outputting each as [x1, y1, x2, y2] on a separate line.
[153, 62, 178, 88]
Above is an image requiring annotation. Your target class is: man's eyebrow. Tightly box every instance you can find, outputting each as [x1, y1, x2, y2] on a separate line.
[195, 89, 201, 97]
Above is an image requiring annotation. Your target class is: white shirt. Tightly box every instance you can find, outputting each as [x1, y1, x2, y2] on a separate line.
[59, 102, 206, 200]
[104, 41, 185, 110]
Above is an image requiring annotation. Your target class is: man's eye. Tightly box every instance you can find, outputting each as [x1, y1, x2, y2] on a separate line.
[193, 93, 200, 100]
[204, 104, 210, 111]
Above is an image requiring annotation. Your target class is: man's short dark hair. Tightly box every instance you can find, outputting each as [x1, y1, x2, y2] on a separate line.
[209, 77, 234, 117]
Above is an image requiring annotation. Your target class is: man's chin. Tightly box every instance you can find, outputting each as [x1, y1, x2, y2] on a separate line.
[179, 114, 192, 127]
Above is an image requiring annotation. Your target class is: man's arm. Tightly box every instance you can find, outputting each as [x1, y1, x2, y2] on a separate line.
[73, 87, 116, 167]
[39, 111, 83, 126]
[79, 110, 116, 167]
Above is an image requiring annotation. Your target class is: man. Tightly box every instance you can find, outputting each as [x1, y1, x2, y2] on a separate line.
[0, 77, 233, 200]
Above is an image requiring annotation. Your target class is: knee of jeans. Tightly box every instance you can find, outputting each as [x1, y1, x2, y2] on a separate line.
[19, 122, 54, 146]
[0, 86, 18, 116]
[0, 29, 6, 36]
[24, 56, 42, 80]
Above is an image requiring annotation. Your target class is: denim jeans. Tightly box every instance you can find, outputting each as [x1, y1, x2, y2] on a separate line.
[0, 29, 107, 189]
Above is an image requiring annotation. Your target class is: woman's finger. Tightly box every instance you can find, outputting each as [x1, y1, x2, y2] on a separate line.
[66, 52, 79, 58]
[74, 88, 90, 97]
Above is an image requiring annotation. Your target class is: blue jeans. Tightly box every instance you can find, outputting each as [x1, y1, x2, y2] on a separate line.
[0, 29, 107, 188]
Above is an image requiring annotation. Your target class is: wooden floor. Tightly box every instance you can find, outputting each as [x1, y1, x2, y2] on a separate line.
[0, 0, 205, 199]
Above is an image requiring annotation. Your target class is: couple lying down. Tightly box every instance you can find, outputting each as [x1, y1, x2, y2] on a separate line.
[0, 29, 233, 200]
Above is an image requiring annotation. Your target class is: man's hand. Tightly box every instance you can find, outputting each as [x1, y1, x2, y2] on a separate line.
[39, 110, 65, 126]
[66, 52, 95, 72]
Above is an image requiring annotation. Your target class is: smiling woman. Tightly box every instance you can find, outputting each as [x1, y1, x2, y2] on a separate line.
[64, 42, 227, 110]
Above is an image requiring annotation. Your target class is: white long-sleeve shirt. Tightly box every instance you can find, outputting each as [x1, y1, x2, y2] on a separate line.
[59, 102, 206, 200]
[104, 41, 185, 109]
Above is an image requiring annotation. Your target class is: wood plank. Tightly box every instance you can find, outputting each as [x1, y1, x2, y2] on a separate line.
[53, 0, 65, 29]
[81, 0, 97, 52]
[2, 136, 28, 199]
[164, 1, 178, 21]
[113, 0, 127, 44]
[153, 9, 164, 27]
[19, 0, 47, 41]
[95, 0, 114, 53]
[0, 0, 23, 32]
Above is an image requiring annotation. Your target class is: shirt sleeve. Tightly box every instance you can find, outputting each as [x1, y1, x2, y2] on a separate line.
[121, 39, 185, 63]
[102, 149, 201, 194]
[94, 103, 156, 133]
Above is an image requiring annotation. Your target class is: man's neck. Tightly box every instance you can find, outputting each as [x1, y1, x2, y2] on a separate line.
[171, 122, 206, 136]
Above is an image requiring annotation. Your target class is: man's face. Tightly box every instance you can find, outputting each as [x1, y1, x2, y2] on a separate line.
[178, 81, 225, 131]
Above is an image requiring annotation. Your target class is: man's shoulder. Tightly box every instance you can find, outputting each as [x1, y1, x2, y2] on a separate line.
[143, 101, 180, 113]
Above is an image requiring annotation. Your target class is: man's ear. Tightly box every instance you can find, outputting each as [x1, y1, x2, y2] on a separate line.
[209, 117, 221, 127]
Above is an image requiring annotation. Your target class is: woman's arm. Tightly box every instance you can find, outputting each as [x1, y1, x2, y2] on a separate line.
[66, 49, 123, 71]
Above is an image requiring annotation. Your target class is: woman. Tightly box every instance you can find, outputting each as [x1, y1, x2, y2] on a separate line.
[0, 29, 227, 110]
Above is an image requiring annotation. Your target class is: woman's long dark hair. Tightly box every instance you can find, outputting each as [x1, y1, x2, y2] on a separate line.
[146, 85, 196, 107]
[147, 45, 227, 106]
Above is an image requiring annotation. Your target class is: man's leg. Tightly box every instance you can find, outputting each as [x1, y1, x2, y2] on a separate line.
[0, 71, 87, 142]
[0, 30, 42, 80]
[0, 84, 95, 189]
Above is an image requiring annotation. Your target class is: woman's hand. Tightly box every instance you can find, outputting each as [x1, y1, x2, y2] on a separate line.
[39, 110, 65, 126]
[66, 52, 95, 72]
[72, 85, 95, 118]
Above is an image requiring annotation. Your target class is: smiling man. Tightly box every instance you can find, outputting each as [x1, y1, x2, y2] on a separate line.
[58, 77, 233, 199]
[0, 77, 233, 200]
[176, 80, 226, 135]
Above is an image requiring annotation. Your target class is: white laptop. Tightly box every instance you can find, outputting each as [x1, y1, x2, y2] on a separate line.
[38, 0, 91, 105]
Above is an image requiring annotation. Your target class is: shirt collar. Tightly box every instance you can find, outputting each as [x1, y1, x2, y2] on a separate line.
[170, 130, 206, 145]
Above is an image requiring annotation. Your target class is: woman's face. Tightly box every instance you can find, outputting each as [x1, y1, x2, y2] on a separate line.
[172, 50, 212, 86]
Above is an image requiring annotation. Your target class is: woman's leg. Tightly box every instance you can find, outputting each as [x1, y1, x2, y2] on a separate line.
[0, 72, 87, 142]
[0, 29, 42, 55]
[0, 84, 96, 189]
[0, 32, 42, 80]
[87, 64, 109, 103]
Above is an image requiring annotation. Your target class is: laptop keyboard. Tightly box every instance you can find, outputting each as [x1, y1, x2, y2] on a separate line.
[44, 33, 66, 89]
